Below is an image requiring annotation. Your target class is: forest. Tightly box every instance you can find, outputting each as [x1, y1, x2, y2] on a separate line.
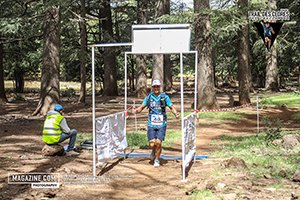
[1, 1, 300, 199]
[0, 0, 299, 115]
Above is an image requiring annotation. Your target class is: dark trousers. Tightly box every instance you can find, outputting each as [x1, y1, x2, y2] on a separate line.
[57, 129, 78, 151]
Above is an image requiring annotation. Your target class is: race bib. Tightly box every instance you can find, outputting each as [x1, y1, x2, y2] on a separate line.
[150, 114, 163, 126]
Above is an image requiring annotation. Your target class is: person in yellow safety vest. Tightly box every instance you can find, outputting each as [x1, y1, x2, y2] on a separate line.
[42, 104, 79, 156]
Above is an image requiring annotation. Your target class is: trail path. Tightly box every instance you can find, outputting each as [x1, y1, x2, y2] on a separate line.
[0, 95, 299, 199]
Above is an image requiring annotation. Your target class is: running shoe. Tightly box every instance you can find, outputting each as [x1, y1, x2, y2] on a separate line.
[153, 158, 160, 167]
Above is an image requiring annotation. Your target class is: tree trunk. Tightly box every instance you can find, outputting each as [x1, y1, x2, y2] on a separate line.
[136, 56, 147, 98]
[100, 0, 118, 96]
[33, 3, 60, 115]
[78, 0, 87, 103]
[194, 0, 219, 109]
[164, 55, 172, 91]
[14, 68, 25, 93]
[237, 0, 251, 105]
[0, 43, 7, 103]
[265, 0, 279, 91]
[162, 0, 172, 91]
[152, 0, 170, 91]
[265, 41, 279, 91]
[135, 0, 148, 98]
[298, 66, 300, 90]
[152, 55, 164, 90]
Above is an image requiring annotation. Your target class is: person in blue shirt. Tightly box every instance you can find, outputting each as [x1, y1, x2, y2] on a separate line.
[133, 79, 179, 167]
[260, 20, 275, 51]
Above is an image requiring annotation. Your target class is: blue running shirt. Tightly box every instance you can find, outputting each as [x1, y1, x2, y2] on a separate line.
[142, 92, 173, 128]
[262, 23, 273, 37]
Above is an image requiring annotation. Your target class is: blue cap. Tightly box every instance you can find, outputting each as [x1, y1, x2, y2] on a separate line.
[54, 104, 63, 111]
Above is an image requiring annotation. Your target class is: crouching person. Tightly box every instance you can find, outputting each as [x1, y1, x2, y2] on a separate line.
[42, 104, 79, 156]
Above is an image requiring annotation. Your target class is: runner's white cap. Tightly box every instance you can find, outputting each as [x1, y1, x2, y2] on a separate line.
[151, 79, 161, 86]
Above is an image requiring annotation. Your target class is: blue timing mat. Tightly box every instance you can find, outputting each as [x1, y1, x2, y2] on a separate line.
[117, 153, 208, 160]
[80, 141, 209, 160]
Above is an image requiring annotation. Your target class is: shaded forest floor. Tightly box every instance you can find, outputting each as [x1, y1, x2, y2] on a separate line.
[0, 91, 299, 200]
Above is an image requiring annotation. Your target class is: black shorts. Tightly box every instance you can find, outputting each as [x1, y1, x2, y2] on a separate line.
[265, 35, 272, 40]
[147, 126, 167, 141]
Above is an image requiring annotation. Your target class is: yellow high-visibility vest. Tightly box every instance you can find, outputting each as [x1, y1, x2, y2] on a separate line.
[42, 113, 64, 144]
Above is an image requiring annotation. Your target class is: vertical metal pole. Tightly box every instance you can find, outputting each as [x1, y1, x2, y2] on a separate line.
[124, 52, 128, 158]
[256, 96, 259, 135]
[125, 52, 128, 111]
[92, 46, 96, 177]
[180, 52, 185, 181]
[194, 51, 198, 162]
[91, 44, 132, 175]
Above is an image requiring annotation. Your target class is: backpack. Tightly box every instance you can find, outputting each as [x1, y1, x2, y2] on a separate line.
[146, 93, 166, 113]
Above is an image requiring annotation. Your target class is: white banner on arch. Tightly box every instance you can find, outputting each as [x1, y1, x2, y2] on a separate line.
[183, 113, 196, 167]
[95, 111, 127, 165]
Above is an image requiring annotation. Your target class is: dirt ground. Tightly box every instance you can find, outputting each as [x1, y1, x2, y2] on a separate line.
[0, 92, 299, 200]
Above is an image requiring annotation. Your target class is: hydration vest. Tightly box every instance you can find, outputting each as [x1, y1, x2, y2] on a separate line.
[42, 113, 64, 144]
[146, 92, 166, 113]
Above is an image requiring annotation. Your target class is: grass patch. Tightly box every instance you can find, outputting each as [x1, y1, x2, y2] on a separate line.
[127, 129, 181, 149]
[270, 182, 285, 189]
[197, 111, 242, 121]
[76, 132, 92, 146]
[126, 131, 149, 149]
[167, 112, 176, 119]
[281, 130, 300, 135]
[189, 189, 221, 200]
[163, 129, 182, 147]
[291, 112, 300, 120]
[75, 129, 181, 150]
[166, 111, 194, 119]
[4, 80, 94, 93]
[260, 93, 300, 107]
[5, 80, 82, 90]
[213, 131, 300, 179]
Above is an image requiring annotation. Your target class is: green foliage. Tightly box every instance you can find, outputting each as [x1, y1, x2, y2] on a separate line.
[157, 11, 194, 24]
[198, 111, 242, 121]
[190, 189, 221, 200]
[163, 129, 182, 147]
[211, 8, 240, 84]
[214, 131, 300, 179]
[251, 26, 267, 87]
[1, 0, 300, 94]
[262, 117, 282, 144]
[260, 93, 300, 107]
[291, 112, 300, 120]
[277, 0, 300, 84]
[61, 87, 76, 98]
[127, 129, 181, 149]
[293, 90, 300, 96]
[248, 153, 299, 179]
[1, 0, 44, 89]
[217, 134, 266, 152]
[76, 132, 92, 146]
[126, 131, 148, 149]
[0, 18, 22, 34]
[166, 111, 193, 119]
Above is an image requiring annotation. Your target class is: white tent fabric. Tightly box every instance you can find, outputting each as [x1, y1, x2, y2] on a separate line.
[95, 111, 127, 165]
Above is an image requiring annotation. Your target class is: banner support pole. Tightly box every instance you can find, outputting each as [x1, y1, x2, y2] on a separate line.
[92, 46, 96, 177]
